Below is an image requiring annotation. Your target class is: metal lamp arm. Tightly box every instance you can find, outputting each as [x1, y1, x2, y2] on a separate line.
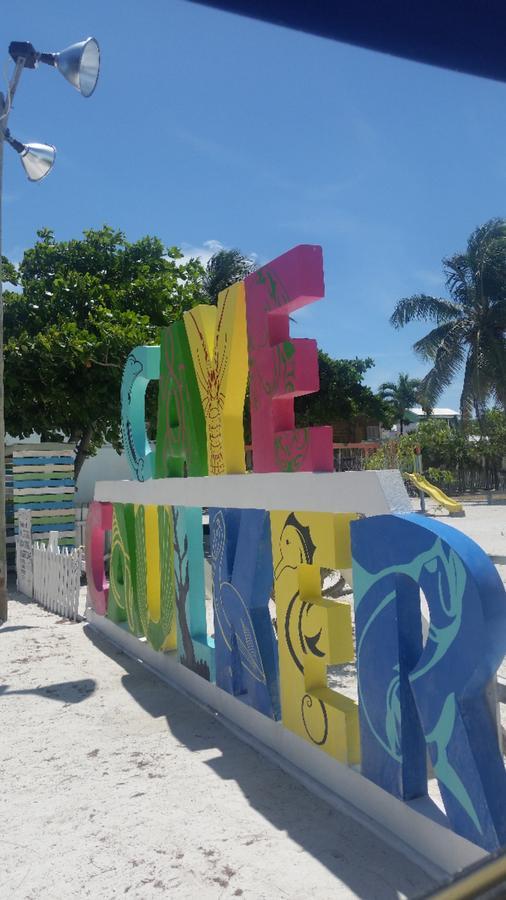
[0, 54, 26, 621]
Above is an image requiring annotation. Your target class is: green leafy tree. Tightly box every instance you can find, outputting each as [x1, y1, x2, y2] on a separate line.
[367, 412, 506, 490]
[4, 226, 206, 477]
[296, 354, 389, 433]
[378, 372, 422, 433]
[203, 248, 256, 304]
[468, 408, 506, 487]
[414, 419, 471, 472]
[365, 436, 417, 474]
[1, 255, 19, 287]
[390, 219, 506, 418]
[365, 422, 466, 476]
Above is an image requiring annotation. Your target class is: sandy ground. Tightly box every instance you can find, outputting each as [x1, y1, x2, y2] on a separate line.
[411, 499, 506, 692]
[412, 498, 506, 576]
[1, 594, 435, 900]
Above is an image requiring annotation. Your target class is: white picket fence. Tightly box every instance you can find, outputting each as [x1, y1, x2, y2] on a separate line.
[32, 539, 83, 621]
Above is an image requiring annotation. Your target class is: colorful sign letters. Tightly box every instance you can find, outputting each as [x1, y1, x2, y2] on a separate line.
[121, 245, 333, 479]
[87, 244, 506, 852]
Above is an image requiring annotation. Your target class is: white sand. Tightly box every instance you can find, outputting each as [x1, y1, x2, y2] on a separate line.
[1, 595, 434, 900]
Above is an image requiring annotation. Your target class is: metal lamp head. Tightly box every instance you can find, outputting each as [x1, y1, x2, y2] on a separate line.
[9, 37, 100, 97]
[5, 132, 56, 182]
[54, 37, 100, 97]
[19, 142, 56, 181]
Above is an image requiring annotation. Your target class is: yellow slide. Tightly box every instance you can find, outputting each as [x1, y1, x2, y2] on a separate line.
[406, 473, 465, 517]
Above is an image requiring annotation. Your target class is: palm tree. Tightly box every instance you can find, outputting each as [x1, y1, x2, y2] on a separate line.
[203, 248, 256, 304]
[379, 373, 422, 434]
[390, 219, 506, 420]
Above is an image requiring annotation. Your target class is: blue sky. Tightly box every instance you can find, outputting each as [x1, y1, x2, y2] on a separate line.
[3, 1, 506, 411]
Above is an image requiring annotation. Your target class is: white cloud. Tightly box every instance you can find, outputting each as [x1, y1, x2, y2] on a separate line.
[178, 239, 225, 267]
[178, 239, 260, 270]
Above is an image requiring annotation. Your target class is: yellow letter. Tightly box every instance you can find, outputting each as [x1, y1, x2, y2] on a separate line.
[184, 281, 247, 475]
[270, 510, 360, 764]
[133, 504, 177, 652]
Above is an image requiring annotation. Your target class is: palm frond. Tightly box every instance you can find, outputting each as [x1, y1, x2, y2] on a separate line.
[203, 249, 256, 305]
[483, 331, 506, 410]
[418, 339, 466, 408]
[377, 381, 397, 394]
[391, 218, 506, 411]
[467, 219, 506, 268]
[443, 255, 473, 305]
[390, 295, 461, 329]
[413, 320, 468, 362]
[378, 373, 421, 415]
[466, 220, 506, 306]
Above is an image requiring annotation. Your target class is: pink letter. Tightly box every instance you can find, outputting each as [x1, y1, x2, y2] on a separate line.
[85, 501, 113, 616]
[244, 245, 333, 473]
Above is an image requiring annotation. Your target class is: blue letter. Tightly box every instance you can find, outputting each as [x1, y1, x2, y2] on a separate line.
[352, 513, 506, 851]
[209, 507, 280, 718]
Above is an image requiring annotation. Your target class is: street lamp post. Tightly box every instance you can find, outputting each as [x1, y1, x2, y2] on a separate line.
[0, 38, 100, 623]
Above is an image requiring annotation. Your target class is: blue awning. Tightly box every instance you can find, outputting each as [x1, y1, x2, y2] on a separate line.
[188, 1, 506, 83]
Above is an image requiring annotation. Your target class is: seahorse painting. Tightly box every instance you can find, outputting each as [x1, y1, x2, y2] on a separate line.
[270, 509, 360, 764]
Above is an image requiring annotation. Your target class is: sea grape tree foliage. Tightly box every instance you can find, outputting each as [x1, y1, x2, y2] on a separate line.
[4, 227, 206, 476]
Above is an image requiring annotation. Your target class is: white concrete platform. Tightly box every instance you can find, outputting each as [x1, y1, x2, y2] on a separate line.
[94, 469, 412, 515]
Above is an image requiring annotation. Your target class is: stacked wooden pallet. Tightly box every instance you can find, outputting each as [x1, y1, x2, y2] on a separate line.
[9, 444, 76, 548]
[6, 452, 15, 569]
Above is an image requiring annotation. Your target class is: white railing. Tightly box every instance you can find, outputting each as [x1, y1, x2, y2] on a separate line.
[33, 538, 83, 621]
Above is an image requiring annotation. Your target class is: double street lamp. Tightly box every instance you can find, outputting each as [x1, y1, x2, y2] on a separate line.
[0, 37, 100, 622]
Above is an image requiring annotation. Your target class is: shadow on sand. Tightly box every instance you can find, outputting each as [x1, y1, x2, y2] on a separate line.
[0, 624, 35, 634]
[0, 678, 96, 703]
[83, 624, 435, 900]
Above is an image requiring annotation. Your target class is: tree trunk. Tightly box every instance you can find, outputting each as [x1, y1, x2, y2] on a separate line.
[473, 398, 486, 434]
[74, 426, 94, 481]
